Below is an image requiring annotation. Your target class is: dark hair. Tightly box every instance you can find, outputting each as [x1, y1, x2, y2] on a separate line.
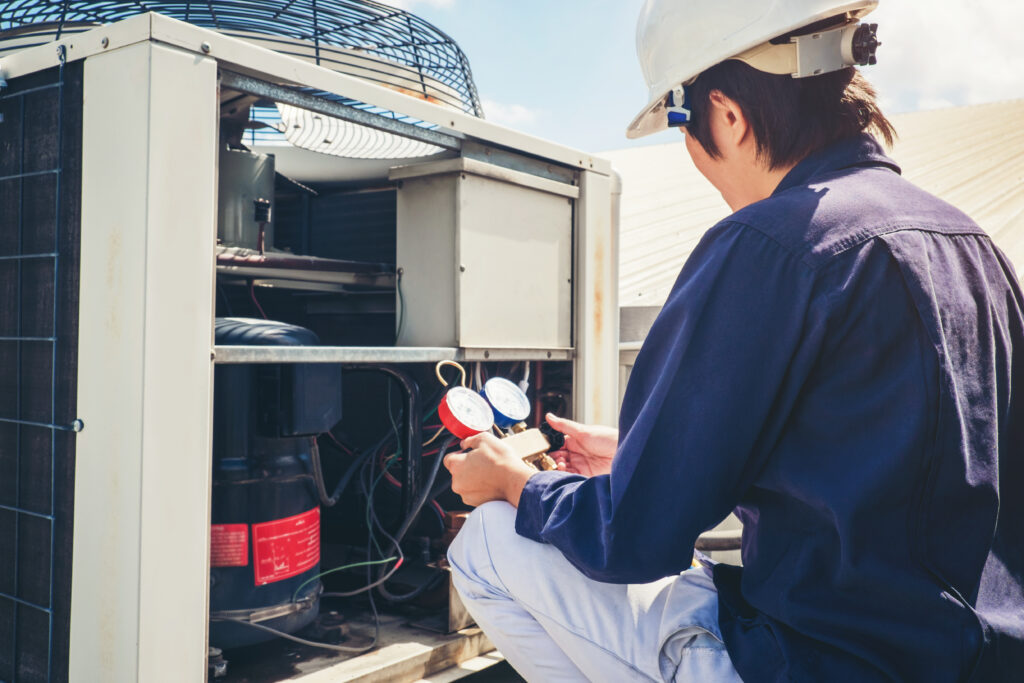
[687, 60, 897, 170]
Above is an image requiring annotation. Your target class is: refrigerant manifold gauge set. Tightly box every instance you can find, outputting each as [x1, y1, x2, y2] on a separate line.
[435, 361, 558, 471]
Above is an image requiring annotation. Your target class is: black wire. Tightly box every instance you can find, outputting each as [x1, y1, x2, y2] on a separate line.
[386, 437, 453, 548]
[324, 429, 393, 505]
[309, 440, 337, 507]
[375, 437, 455, 602]
[217, 285, 234, 316]
[321, 455, 406, 599]
[365, 456, 381, 641]
[427, 467, 453, 502]
[315, 393, 453, 601]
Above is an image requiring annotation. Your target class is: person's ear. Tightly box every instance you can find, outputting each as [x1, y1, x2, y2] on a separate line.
[708, 90, 751, 155]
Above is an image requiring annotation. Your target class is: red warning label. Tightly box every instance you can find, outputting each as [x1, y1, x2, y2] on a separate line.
[210, 523, 249, 567]
[252, 508, 320, 585]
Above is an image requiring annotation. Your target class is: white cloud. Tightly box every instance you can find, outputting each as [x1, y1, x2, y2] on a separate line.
[480, 98, 544, 127]
[870, 0, 1024, 113]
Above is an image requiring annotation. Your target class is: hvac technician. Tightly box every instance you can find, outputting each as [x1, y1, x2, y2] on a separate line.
[443, 0, 1024, 680]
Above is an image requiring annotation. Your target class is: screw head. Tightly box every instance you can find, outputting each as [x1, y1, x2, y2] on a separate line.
[201, 41, 211, 54]
[100, 37, 109, 48]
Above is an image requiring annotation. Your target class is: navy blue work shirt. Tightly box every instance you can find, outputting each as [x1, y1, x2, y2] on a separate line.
[515, 134, 1024, 682]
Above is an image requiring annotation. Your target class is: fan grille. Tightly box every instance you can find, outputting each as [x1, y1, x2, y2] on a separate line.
[0, 0, 483, 118]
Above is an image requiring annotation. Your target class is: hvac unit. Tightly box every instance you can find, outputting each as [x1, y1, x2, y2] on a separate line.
[0, 1, 619, 681]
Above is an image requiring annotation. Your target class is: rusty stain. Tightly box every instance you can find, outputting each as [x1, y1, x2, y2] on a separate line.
[591, 240, 606, 420]
[592, 242, 604, 338]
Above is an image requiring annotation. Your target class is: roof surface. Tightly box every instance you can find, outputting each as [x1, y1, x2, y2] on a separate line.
[605, 99, 1024, 307]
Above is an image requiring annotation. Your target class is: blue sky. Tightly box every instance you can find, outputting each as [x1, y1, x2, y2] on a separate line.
[391, 0, 1024, 154]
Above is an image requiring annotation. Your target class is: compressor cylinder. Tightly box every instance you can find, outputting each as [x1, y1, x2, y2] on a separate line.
[209, 317, 342, 649]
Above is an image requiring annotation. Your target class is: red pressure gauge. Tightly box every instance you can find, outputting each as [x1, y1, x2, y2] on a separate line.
[438, 386, 495, 439]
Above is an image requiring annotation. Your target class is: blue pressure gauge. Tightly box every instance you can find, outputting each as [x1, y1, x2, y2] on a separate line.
[481, 377, 531, 429]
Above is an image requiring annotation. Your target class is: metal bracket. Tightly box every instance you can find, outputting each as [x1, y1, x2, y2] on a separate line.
[792, 22, 873, 77]
[793, 25, 851, 77]
[219, 70, 463, 151]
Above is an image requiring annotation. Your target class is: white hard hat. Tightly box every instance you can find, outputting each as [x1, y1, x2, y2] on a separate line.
[627, 0, 881, 139]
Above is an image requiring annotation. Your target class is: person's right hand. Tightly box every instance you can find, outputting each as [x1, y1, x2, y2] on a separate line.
[544, 413, 618, 477]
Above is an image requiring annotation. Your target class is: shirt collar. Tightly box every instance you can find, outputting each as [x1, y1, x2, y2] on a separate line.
[772, 134, 901, 196]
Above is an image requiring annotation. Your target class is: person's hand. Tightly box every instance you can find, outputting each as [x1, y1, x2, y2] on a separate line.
[545, 413, 618, 477]
[443, 432, 536, 507]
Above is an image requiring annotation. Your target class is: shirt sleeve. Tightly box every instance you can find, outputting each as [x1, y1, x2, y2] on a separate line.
[514, 222, 829, 583]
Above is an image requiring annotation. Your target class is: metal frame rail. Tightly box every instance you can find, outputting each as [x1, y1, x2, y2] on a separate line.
[219, 70, 462, 151]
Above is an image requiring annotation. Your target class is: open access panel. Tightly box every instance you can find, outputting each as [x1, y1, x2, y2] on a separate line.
[0, 11, 618, 682]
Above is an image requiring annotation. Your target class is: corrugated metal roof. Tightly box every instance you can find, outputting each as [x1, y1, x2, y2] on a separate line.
[604, 99, 1024, 307]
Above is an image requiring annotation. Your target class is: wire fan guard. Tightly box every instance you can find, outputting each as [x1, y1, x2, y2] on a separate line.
[0, 1, 483, 160]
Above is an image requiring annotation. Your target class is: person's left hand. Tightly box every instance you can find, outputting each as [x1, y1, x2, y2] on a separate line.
[443, 432, 536, 507]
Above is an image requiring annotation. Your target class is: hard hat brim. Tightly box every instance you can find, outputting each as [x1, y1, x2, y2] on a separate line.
[626, 97, 670, 140]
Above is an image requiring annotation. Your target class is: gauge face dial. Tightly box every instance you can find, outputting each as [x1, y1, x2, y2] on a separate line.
[440, 386, 494, 437]
[483, 378, 530, 427]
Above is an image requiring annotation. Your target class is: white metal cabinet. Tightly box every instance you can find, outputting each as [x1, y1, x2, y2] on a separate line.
[392, 158, 576, 350]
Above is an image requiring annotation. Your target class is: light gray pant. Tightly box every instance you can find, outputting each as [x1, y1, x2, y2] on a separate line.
[447, 501, 742, 682]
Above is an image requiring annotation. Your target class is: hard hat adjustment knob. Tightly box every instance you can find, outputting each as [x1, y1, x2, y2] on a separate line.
[851, 23, 880, 66]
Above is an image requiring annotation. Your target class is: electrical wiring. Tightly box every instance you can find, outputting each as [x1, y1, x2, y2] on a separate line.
[430, 500, 446, 524]
[379, 447, 441, 488]
[209, 615, 379, 654]
[395, 268, 406, 341]
[421, 425, 447, 447]
[374, 437, 455, 602]
[248, 279, 268, 319]
[291, 557, 399, 603]
[375, 436, 444, 469]
[355, 432, 446, 602]
[376, 424, 445, 464]
[318, 430, 393, 510]
[365, 450, 390, 559]
[217, 285, 234, 316]
[375, 456, 446, 536]
[309, 440, 338, 507]
[314, 377, 454, 605]
[322, 457, 407, 599]
[324, 430, 354, 456]
[329, 557, 405, 600]
[366, 452, 399, 557]
[426, 466, 454, 504]
[364, 502, 381, 657]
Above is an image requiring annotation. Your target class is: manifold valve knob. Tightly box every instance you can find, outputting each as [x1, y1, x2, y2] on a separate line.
[851, 23, 880, 66]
